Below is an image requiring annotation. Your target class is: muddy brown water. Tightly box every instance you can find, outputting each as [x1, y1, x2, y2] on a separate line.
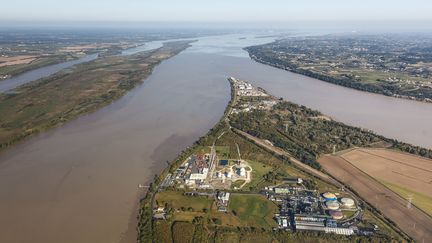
[1, 33, 432, 243]
[0, 51, 230, 243]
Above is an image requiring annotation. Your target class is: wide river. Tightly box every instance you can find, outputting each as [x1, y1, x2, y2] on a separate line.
[1, 33, 432, 243]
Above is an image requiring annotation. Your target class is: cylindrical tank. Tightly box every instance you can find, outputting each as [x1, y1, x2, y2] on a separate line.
[326, 201, 340, 210]
[340, 197, 355, 208]
[329, 210, 343, 220]
[323, 192, 337, 201]
[239, 168, 246, 177]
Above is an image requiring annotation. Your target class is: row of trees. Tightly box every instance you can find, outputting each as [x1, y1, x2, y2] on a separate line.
[210, 225, 396, 243]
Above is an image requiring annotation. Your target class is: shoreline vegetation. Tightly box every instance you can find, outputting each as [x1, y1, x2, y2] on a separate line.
[0, 46, 125, 81]
[245, 42, 432, 103]
[0, 53, 82, 80]
[137, 77, 432, 242]
[0, 40, 194, 152]
[0, 40, 148, 80]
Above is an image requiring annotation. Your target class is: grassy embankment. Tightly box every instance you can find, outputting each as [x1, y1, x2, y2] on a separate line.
[138, 78, 404, 242]
[0, 41, 193, 151]
[380, 179, 432, 216]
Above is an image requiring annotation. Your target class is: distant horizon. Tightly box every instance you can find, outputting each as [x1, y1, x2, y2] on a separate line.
[2, 0, 432, 27]
[1, 20, 432, 33]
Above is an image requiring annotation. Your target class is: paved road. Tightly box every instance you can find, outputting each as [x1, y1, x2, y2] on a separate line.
[232, 128, 341, 187]
[227, 77, 340, 187]
[320, 155, 432, 242]
[226, 77, 431, 241]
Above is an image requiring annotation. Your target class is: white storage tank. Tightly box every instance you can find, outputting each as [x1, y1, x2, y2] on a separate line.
[322, 192, 337, 201]
[326, 200, 340, 210]
[329, 210, 344, 220]
[340, 197, 355, 208]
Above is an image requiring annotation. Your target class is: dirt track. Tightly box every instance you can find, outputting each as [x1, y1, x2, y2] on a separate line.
[232, 128, 341, 187]
[341, 148, 432, 197]
[320, 155, 432, 242]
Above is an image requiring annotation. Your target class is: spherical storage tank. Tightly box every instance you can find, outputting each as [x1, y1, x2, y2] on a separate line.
[322, 192, 337, 201]
[329, 210, 343, 220]
[326, 200, 340, 210]
[340, 197, 355, 208]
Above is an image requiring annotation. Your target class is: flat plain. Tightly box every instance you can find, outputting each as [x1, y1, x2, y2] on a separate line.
[340, 148, 432, 213]
[319, 150, 432, 242]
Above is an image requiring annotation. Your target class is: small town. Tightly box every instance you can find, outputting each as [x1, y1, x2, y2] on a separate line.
[246, 34, 432, 102]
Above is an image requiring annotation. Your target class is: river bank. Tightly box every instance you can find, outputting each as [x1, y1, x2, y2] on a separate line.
[0, 54, 82, 81]
[1, 33, 432, 243]
[0, 41, 193, 153]
[245, 39, 432, 104]
[0, 40, 231, 243]
[139, 77, 409, 242]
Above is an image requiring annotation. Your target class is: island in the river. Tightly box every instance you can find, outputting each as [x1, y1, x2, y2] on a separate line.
[0, 29, 211, 80]
[139, 77, 432, 242]
[0, 40, 194, 151]
[0, 32, 136, 80]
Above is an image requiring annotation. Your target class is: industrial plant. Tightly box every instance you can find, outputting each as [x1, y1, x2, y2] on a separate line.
[263, 184, 371, 236]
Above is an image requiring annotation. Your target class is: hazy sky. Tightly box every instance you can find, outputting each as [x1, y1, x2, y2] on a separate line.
[1, 0, 431, 24]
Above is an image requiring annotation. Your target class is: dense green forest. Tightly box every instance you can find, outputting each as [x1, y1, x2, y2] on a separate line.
[230, 101, 382, 169]
[230, 100, 432, 168]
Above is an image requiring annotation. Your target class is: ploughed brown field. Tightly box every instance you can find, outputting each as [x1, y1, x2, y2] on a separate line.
[0, 55, 37, 67]
[319, 149, 432, 242]
[59, 44, 112, 52]
[341, 149, 432, 199]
